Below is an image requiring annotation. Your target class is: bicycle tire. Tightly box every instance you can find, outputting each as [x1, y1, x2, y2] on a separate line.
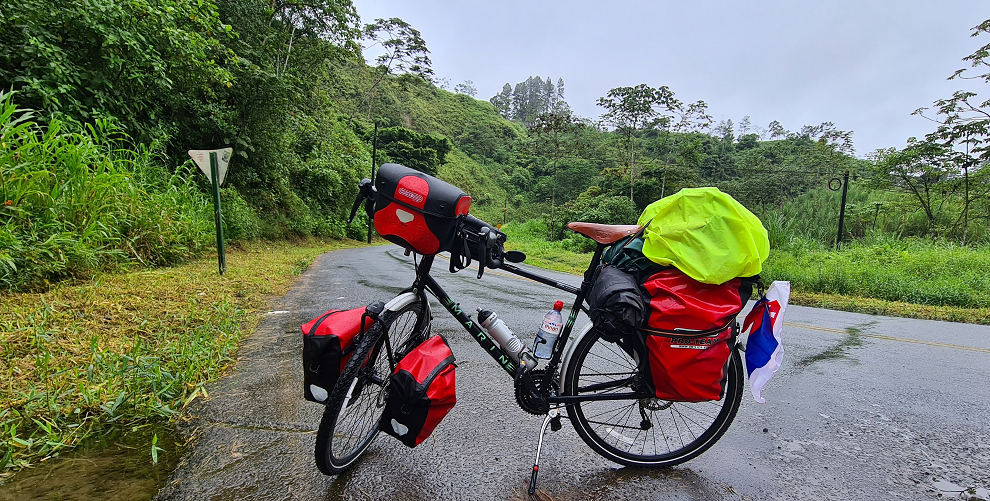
[563, 328, 743, 468]
[314, 298, 429, 474]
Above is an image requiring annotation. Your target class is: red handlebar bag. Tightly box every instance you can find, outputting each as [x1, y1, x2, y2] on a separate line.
[380, 335, 457, 448]
[639, 269, 753, 402]
[301, 308, 373, 403]
[374, 163, 472, 255]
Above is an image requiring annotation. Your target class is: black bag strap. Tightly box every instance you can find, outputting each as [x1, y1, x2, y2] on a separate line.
[449, 225, 472, 273]
[307, 310, 341, 337]
[421, 354, 456, 388]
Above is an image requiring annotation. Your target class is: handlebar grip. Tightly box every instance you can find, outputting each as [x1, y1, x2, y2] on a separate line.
[485, 230, 503, 270]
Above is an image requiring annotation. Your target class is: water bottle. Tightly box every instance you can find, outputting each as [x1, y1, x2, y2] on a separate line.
[478, 309, 538, 370]
[533, 301, 564, 359]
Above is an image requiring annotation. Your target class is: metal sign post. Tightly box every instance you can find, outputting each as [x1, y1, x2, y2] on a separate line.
[189, 148, 233, 275]
[370, 123, 378, 244]
[835, 170, 849, 249]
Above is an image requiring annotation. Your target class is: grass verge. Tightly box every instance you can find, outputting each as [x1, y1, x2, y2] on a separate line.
[0, 238, 364, 474]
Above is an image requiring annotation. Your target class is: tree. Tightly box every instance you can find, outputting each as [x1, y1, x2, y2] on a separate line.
[0, 0, 239, 142]
[915, 19, 990, 163]
[737, 116, 752, 137]
[527, 111, 587, 238]
[867, 141, 960, 238]
[597, 84, 675, 203]
[767, 120, 788, 140]
[495, 76, 570, 125]
[911, 18, 990, 242]
[490, 83, 512, 118]
[355, 18, 433, 122]
[454, 80, 477, 96]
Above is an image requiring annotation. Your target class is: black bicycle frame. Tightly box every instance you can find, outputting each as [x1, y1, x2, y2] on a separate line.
[408, 244, 647, 404]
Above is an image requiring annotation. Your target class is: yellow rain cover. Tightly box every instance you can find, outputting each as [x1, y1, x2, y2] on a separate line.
[637, 187, 769, 284]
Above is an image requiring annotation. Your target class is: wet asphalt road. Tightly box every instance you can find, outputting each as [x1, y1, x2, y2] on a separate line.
[154, 246, 990, 501]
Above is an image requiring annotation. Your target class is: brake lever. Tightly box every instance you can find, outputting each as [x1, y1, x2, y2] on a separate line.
[477, 227, 489, 279]
[347, 178, 373, 223]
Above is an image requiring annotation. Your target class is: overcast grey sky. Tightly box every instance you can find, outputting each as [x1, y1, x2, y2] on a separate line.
[351, 1, 987, 157]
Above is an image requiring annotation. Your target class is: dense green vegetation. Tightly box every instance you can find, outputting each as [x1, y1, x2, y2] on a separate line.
[4, 0, 987, 291]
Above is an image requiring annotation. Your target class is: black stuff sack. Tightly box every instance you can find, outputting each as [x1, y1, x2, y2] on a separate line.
[301, 308, 374, 403]
[380, 335, 457, 448]
[587, 265, 648, 340]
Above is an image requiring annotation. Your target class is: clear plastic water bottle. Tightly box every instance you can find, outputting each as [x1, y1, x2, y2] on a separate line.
[533, 301, 564, 359]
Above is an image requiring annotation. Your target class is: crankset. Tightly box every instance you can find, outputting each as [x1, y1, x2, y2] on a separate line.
[515, 369, 558, 415]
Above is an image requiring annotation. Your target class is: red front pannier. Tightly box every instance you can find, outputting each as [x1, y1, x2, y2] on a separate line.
[301, 308, 373, 403]
[640, 269, 754, 402]
[374, 163, 472, 255]
[380, 335, 457, 448]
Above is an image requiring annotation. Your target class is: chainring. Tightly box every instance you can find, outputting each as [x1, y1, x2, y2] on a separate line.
[515, 369, 559, 415]
[641, 397, 674, 411]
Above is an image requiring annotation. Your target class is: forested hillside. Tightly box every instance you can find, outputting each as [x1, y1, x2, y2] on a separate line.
[2, 1, 989, 291]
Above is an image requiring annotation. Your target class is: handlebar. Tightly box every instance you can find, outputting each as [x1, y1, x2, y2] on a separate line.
[348, 177, 515, 278]
[453, 214, 506, 279]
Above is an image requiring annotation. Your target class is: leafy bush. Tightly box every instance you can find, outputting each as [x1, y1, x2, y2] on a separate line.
[0, 92, 212, 290]
[220, 188, 263, 241]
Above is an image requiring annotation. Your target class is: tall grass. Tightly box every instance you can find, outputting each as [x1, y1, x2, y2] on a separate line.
[0, 91, 212, 290]
[753, 184, 990, 249]
[763, 238, 990, 309]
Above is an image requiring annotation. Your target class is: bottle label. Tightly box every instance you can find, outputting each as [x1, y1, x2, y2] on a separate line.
[541, 319, 561, 335]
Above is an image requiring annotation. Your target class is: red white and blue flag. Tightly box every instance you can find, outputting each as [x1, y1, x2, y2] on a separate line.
[742, 281, 790, 403]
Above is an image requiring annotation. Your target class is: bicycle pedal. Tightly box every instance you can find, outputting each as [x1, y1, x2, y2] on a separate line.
[550, 415, 562, 432]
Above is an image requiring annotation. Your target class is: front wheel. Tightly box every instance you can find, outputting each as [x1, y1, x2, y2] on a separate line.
[563, 328, 743, 468]
[314, 298, 429, 474]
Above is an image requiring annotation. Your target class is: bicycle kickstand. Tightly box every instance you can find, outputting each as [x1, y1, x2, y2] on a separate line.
[528, 405, 561, 495]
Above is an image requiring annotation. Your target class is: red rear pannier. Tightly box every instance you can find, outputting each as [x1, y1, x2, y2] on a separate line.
[639, 269, 753, 402]
[301, 308, 373, 403]
[374, 163, 472, 255]
[380, 335, 456, 448]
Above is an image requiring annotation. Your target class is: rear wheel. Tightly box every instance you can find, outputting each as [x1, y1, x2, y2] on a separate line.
[564, 328, 743, 468]
[314, 298, 429, 474]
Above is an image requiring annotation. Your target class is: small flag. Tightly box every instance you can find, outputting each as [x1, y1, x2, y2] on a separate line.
[743, 281, 790, 403]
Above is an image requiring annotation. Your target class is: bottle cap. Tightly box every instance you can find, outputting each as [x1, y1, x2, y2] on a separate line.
[477, 309, 495, 324]
[553, 300, 564, 311]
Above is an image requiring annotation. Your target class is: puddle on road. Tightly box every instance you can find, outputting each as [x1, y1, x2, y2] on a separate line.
[932, 478, 990, 500]
[794, 322, 876, 367]
[0, 426, 183, 501]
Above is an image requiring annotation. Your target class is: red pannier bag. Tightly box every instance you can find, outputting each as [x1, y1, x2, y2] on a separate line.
[380, 335, 457, 448]
[301, 308, 373, 403]
[639, 269, 754, 402]
[373, 163, 472, 255]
